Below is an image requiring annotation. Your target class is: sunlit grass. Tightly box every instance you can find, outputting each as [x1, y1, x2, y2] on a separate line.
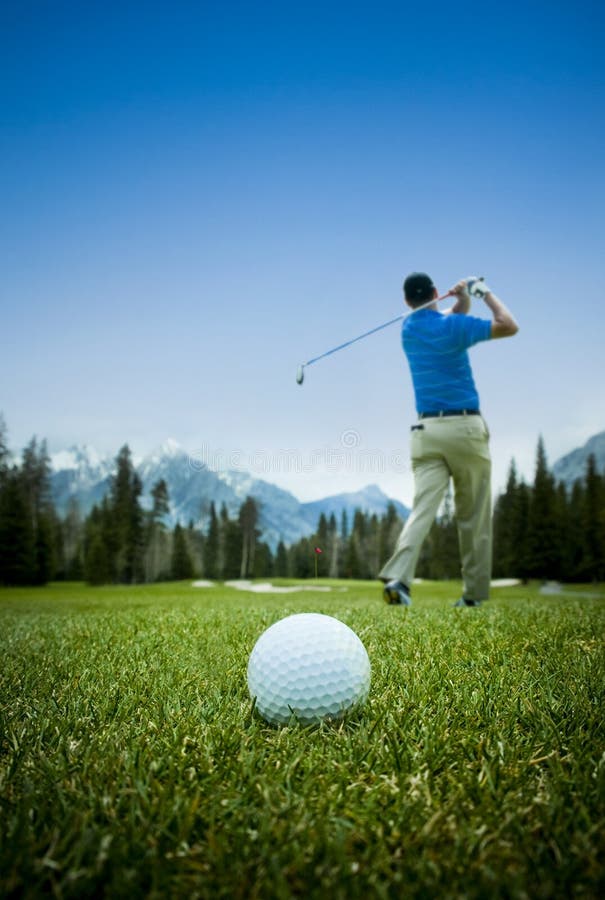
[1, 580, 604, 898]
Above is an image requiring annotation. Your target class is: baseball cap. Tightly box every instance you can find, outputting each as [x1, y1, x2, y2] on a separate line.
[403, 272, 435, 302]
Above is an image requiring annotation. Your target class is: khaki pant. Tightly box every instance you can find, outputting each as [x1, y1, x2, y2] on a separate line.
[379, 415, 492, 601]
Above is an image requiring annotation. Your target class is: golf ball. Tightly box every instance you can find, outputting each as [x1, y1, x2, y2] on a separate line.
[247, 613, 371, 725]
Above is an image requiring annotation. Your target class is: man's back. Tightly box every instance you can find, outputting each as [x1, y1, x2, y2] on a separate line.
[403, 309, 491, 414]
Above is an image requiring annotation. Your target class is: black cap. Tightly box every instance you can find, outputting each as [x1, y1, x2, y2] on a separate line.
[403, 272, 435, 303]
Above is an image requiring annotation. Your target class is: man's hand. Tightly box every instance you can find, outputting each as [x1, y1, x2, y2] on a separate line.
[446, 279, 471, 315]
[450, 278, 471, 299]
[465, 276, 491, 298]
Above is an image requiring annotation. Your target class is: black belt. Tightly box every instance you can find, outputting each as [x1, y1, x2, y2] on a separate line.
[418, 409, 480, 419]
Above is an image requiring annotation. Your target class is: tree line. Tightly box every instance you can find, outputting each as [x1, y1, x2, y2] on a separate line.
[1, 416, 603, 586]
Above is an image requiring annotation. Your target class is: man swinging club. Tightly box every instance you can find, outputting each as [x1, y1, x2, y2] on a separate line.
[380, 273, 519, 608]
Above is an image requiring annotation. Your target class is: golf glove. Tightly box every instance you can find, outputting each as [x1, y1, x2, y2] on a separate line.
[465, 276, 490, 298]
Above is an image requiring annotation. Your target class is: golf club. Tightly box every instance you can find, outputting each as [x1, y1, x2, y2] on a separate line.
[296, 289, 456, 385]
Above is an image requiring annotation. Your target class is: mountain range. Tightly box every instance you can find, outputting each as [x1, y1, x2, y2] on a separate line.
[551, 430, 605, 487]
[48, 430, 605, 549]
[50, 441, 410, 549]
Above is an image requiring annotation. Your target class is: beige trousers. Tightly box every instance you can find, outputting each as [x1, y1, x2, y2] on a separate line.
[379, 415, 492, 601]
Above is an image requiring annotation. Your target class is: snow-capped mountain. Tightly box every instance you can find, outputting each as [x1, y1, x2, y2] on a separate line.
[301, 484, 408, 525]
[50, 440, 409, 548]
[552, 431, 605, 487]
[50, 445, 114, 515]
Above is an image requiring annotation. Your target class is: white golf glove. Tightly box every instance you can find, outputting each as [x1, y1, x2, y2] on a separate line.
[465, 276, 490, 298]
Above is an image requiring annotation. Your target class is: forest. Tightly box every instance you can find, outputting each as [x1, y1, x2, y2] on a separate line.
[1, 415, 604, 586]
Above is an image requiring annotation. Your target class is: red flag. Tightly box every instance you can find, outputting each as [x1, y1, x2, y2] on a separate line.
[314, 547, 323, 554]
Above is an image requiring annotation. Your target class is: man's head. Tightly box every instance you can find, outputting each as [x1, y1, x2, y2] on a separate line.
[403, 272, 437, 308]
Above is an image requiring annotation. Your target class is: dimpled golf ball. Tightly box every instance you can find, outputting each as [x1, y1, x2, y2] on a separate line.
[247, 613, 371, 725]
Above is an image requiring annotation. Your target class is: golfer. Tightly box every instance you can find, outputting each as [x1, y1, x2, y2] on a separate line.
[380, 273, 518, 607]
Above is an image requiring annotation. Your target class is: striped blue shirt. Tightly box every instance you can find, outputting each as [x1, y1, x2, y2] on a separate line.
[402, 309, 492, 414]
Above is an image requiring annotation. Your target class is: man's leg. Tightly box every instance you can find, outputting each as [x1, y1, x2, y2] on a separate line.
[447, 418, 492, 601]
[379, 455, 450, 587]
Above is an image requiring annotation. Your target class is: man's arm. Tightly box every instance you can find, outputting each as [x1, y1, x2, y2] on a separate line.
[445, 279, 471, 315]
[483, 291, 519, 339]
[448, 277, 519, 338]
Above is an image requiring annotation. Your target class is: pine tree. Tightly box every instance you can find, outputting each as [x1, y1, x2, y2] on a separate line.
[58, 498, 84, 580]
[223, 516, 243, 580]
[583, 454, 605, 581]
[567, 479, 587, 580]
[171, 523, 194, 580]
[110, 446, 145, 583]
[239, 497, 260, 578]
[86, 530, 111, 585]
[275, 541, 288, 577]
[313, 513, 330, 577]
[493, 460, 520, 577]
[526, 437, 562, 579]
[218, 503, 230, 579]
[0, 414, 9, 480]
[0, 469, 35, 585]
[20, 438, 56, 583]
[204, 502, 220, 579]
[428, 486, 459, 579]
[328, 513, 340, 578]
[289, 538, 313, 578]
[379, 503, 402, 569]
[145, 479, 170, 581]
[253, 542, 274, 578]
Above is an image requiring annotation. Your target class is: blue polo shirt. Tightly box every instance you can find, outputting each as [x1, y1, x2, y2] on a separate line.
[402, 309, 492, 414]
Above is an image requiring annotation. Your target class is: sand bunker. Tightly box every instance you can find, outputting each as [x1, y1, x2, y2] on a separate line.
[224, 580, 347, 594]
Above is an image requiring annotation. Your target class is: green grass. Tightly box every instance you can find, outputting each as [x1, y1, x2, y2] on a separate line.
[1, 580, 604, 899]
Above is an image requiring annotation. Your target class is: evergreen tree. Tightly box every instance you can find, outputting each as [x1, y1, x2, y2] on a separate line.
[204, 502, 220, 579]
[86, 530, 112, 585]
[145, 479, 171, 581]
[379, 503, 402, 569]
[0, 469, 35, 585]
[493, 461, 521, 577]
[427, 487, 459, 579]
[313, 513, 330, 577]
[20, 438, 56, 583]
[218, 503, 230, 579]
[56, 498, 84, 580]
[0, 414, 9, 480]
[567, 480, 587, 581]
[171, 523, 194, 580]
[239, 497, 260, 578]
[365, 513, 381, 579]
[328, 513, 340, 578]
[223, 516, 243, 580]
[275, 540, 288, 577]
[526, 437, 561, 579]
[253, 542, 274, 578]
[187, 520, 204, 578]
[344, 532, 362, 579]
[583, 454, 605, 581]
[109, 445, 145, 583]
[289, 537, 313, 578]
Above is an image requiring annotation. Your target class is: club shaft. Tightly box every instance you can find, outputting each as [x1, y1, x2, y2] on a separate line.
[303, 292, 451, 369]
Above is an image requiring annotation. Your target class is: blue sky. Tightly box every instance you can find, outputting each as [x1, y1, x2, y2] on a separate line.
[1, 0, 604, 503]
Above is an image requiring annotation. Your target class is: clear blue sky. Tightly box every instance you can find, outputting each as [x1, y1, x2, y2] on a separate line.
[2, 0, 604, 503]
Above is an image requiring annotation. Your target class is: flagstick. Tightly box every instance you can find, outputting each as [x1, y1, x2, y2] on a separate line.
[315, 553, 318, 580]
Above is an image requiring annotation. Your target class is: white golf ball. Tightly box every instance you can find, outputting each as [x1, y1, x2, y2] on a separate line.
[247, 613, 371, 726]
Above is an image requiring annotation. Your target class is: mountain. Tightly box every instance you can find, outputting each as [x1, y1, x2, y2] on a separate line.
[50, 441, 409, 549]
[552, 430, 605, 487]
[49, 445, 114, 515]
[301, 484, 408, 526]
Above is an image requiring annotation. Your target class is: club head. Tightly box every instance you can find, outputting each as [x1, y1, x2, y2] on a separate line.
[296, 365, 305, 385]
